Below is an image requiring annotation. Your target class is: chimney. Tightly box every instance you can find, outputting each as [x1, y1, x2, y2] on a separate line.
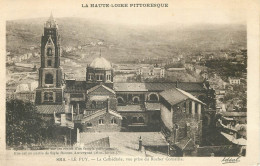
[176, 80, 178, 88]
[106, 98, 109, 112]
[77, 128, 80, 144]
[61, 114, 66, 127]
[138, 136, 142, 151]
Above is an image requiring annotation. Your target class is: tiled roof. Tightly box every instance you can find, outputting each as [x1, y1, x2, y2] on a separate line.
[36, 104, 65, 114]
[160, 88, 188, 106]
[117, 105, 143, 112]
[65, 80, 86, 92]
[81, 109, 122, 122]
[80, 132, 168, 147]
[114, 82, 205, 92]
[221, 112, 247, 117]
[145, 102, 160, 111]
[177, 88, 205, 105]
[81, 110, 107, 122]
[160, 88, 204, 106]
[73, 114, 84, 121]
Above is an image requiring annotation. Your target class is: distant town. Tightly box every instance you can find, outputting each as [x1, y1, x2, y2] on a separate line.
[6, 15, 246, 157]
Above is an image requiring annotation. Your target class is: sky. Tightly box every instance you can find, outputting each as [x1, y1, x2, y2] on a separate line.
[2, 0, 248, 26]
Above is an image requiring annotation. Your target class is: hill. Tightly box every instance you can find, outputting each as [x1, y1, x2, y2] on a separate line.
[6, 17, 246, 63]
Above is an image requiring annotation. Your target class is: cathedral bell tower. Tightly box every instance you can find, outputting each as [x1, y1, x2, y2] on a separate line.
[35, 13, 63, 104]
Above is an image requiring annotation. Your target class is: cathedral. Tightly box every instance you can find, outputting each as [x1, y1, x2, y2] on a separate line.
[35, 14, 215, 155]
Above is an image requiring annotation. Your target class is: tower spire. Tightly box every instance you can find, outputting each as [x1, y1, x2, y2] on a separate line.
[99, 49, 102, 57]
[49, 11, 54, 20]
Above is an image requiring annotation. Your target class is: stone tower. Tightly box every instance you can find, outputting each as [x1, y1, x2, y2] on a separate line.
[35, 13, 63, 104]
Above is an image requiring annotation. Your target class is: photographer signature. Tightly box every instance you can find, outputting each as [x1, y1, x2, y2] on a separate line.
[221, 157, 240, 164]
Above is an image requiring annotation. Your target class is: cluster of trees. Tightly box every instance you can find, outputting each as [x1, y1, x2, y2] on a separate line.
[6, 100, 54, 147]
[205, 59, 246, 80]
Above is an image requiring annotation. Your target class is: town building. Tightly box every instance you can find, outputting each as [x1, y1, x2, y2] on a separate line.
[138, 65, 165, 80]
[228, 77, 241, 85]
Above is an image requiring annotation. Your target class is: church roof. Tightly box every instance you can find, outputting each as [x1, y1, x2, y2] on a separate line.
[113, 82, 206, 92]
[160, 88, 205, 106]
[89, 56, 112, 70]
[114, 83, 147, 92]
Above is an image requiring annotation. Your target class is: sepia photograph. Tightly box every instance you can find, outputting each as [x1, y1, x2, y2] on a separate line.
[1, 0, 259, 165]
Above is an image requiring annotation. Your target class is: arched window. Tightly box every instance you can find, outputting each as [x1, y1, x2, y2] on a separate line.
[132, 96, 140, 104]
[117, 97, 124, 104]
[149, 93, 159, 101]
[45, 73, 53, 84]
[91, 101, 96, 109]
[111, 118, 117, 124]
[98, 119, 104, 125]
[47, 48, 52, 56]
[138, 117, 144, 123]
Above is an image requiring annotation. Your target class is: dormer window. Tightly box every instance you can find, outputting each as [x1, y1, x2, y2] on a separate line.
[106, 74, 111, 81]
[88, 74, 93, 81]
[96, 74, 103, 81]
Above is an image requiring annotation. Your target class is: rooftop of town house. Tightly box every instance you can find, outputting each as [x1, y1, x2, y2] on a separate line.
[175, 138, 196, 151]
[221, 112, 247, 117]
[220, 132, 246, 146]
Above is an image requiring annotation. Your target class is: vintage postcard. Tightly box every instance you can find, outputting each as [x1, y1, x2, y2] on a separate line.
[0, 0, 259, 165]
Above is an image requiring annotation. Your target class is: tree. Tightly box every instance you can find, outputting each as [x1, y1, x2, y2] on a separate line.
[6, 99, 44, 147]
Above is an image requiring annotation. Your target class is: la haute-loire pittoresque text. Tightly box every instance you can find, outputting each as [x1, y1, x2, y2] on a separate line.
[82, 3, 168, 8]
